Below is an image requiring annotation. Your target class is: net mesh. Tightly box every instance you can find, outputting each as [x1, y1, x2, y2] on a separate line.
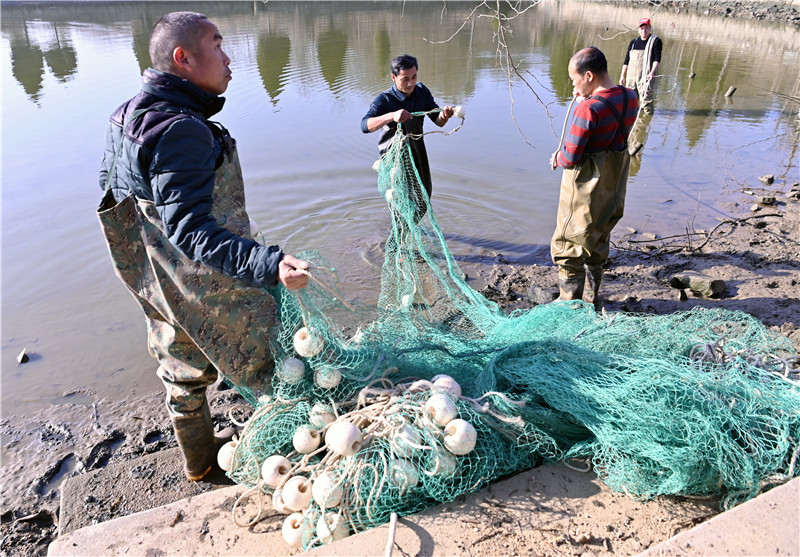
[227, 126, 800, 549]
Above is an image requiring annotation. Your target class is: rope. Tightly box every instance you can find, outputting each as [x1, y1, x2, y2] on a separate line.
[297, 267, 356, 311]
[404, 107, 465, 140]
[551, 96, 576, 170]
[231, 484, 265, 528]
[562, 459, 592, 473]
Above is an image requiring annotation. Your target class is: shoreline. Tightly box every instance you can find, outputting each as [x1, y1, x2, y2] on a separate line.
[662, 0, 800, 26]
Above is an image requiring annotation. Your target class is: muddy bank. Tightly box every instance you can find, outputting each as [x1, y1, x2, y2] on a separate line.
[0, 383, 248, 557]
[473, 178, 800, 345]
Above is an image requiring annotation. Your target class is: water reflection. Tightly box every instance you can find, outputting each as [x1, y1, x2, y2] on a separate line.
[318, 25, 348, 94]
[43, 27, 77, 83]
[374, 27, 392, 75]
[257, 34, 291, 105]
[6, 20, 79, 103]
[8, 33, 45, 103]
[628, 109, 654, 176]
[131, 16, 156, 74]
[4, 1, 797, 135]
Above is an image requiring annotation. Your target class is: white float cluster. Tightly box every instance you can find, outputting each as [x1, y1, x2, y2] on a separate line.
[226, 372, 480, 551]
[273, 327, 348, 392]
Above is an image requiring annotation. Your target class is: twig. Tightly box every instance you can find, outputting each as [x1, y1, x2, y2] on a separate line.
[472, 529, 501, 545]
[616, 212, 785, 254]
[169, 510, 183, 527]
[384, 512, 398, 557]
[692, 213, 783, 251]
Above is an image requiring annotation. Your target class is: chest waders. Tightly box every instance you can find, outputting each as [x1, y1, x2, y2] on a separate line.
[625, 37, 658, 107]
[97, 109, 277, 479]
[551, 91, 632, 310]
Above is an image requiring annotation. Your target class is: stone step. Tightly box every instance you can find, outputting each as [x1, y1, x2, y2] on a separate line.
[48, 451, 799, 556]
[640, 477, 799, 556]
[57, 447, 235, 536]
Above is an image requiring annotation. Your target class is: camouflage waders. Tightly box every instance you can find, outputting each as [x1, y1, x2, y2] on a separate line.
[551, 149, 631, 306]
[97, 119, 278, 422]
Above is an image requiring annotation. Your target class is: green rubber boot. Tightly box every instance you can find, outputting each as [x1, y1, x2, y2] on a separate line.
[171, 404, 216, 481]
[587, 265, 604, 312]
[557, 272, 585, 301]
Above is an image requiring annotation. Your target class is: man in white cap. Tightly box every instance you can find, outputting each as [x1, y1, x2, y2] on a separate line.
[620, 17, 662, 110]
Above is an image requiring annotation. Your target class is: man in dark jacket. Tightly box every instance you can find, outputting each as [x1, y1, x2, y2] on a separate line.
[361, 54, 455, 223]
[98, 11, 308, 481]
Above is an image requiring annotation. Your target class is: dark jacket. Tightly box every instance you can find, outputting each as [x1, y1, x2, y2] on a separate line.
[361, 82, 439, 197]
[99, 69, 282, 288]
[360, 82, 439, 154]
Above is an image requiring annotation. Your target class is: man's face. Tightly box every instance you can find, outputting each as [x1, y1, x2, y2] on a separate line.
[568, 61, 592, 98]
[639, 24, 651, 40]
[391, 67, 418, 96]
[187, 20, 232, 95]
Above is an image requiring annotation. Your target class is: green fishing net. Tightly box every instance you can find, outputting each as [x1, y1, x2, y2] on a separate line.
[225, 125, 799, 549]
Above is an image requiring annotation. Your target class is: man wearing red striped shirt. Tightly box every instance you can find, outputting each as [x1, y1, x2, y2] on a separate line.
[549, 47, 639, 309]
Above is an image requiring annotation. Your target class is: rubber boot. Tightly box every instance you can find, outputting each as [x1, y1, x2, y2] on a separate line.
[412, 268, 438, 309]
[171, 404, 216, 481]
[587, 265, 604, 312]
[557, 272, 585, 301]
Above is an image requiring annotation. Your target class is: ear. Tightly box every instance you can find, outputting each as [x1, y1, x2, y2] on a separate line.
[172, 46, 191, 73]
[585, 70, 595, 82]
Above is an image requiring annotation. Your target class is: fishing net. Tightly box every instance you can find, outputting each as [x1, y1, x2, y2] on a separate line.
[225, 125, 800, 550]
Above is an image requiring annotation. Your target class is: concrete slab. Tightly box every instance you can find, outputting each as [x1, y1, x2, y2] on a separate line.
[48, 460, 729, 557]
[58, 446, 234, 535]
[49, 484, 286, 557]
[48, 453, 798, 557]
[639, 477, 800, 557]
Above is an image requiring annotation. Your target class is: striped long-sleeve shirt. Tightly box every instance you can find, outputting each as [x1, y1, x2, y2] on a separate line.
[557, 86, 639, 168]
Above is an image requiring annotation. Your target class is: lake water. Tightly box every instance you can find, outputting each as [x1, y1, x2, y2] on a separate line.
[2, 1, 799, 420]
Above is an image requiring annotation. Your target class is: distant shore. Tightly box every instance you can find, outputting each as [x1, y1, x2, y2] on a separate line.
[1, 0, 799, 26]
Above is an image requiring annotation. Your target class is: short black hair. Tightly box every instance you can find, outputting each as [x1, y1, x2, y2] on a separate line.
[571, 47, 608, 76]
[391, 54, 418, 76]
[149, 11, 210, 72]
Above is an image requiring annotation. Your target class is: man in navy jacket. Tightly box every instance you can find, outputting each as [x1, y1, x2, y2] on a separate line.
[362, 54, 455, 222]
[98, 12, 308, 481]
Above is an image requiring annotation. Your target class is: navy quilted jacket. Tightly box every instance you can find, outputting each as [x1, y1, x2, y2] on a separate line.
[99, 69, 282, 288]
